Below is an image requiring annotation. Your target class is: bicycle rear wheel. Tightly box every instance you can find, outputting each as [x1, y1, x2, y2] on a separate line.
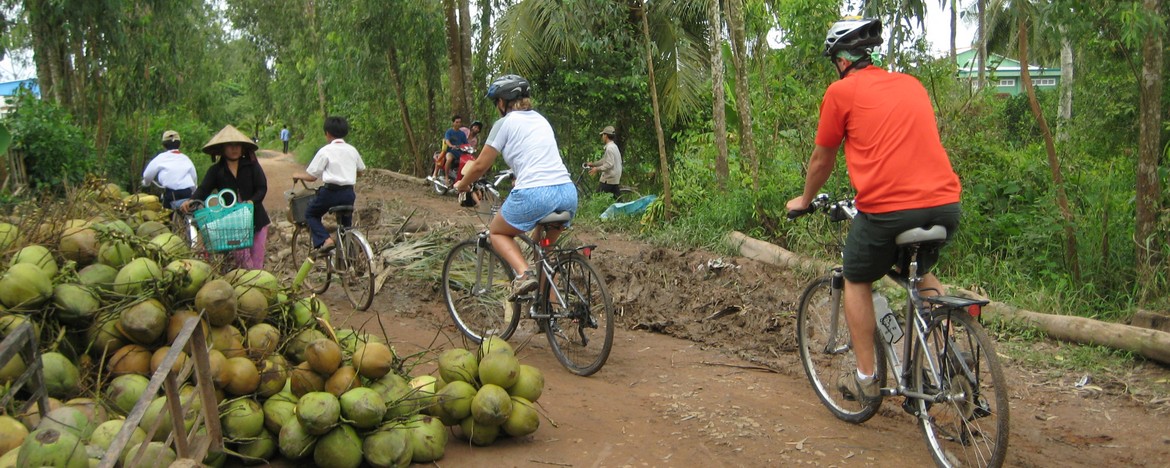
[913, 309, 1009, 468]
[544, 252, 614, 376]
[616, 187, 641, 203]
[339, 229, 375, 311]
[796, 275, 886, 423]
[442, 238, 521, 343]
[290, 225, 330, 294]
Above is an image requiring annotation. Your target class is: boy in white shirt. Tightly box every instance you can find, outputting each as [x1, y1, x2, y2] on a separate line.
[293, 116, 366, 252]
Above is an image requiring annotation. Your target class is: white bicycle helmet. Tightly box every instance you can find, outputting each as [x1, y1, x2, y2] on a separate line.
[823, 18, 883, 58]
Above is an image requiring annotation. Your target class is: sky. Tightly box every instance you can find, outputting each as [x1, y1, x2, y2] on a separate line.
[1, 2, 976, 83]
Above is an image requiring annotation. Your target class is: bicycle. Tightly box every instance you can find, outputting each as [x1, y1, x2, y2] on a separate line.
[146, 180, 200, 251]
[288, 180, 376, 311]
[573, 163, 640, 202]
[441, 212, 615, 376]
[790, 194, 1009, 468]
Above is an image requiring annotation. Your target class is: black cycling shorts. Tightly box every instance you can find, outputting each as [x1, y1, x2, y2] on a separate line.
[843, 203, 961, 283]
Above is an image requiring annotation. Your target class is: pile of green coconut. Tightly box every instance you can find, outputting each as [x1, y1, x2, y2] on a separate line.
[0, 181, 546, 468]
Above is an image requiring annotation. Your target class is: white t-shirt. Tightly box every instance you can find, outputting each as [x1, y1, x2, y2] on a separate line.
[307, 139, 366, 186]
[141, 150, 197, 190]
[484, 110, 570, 190]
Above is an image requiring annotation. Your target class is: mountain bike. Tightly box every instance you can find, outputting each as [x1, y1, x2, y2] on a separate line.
[573, 163, 640, 202]
[790, 194, 1009, 468]
[288, 181, 375, 310]
[441, 211, 614, 376]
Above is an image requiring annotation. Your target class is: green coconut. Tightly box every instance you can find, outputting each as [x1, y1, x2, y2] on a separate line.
[353, 342, 395, 379]
[378, 379, 415, 420]
[290, 296, 330, 328]
[78, 263, 118, 291]
[313, 424, 363, 468]
[334, 328, 379, 356]
[339, 387, 386, 430]
[96, 241, 135, 268]
[0, 355, 24, 385]
[306, 339, 343, 375]
[407, 375, 439, 414]
[470, 384, 512, 426]
[0, 416, 28, 455]
[59, 226, 100, 265]
[277, 417, 317, 460]
[234, 285, 269, 324]
[41, 352, 80, 399]
[362, 427, 412, 468]
[89, 419, 145, 453]
[140, 394, 198, 442]
[135, 220, 169, 240]
[255, 357, 288, 398]
[16, 428, 88, 468]
[502, 396, 540, 437]
[105, 374, 151, 415]
[36, 406, 97, 441]
[0, 263, 53, 310]
[195, 279, 237, 326]
[459, 415, 500, 446]
[113, 257, 163, 296]
[101, 219, 135, 237]
[164, 259, 212, 301]
[52, 283, 101, 325]
[478, 335, 514, 358]
[87, 312, 128, 357]
[224, 269, 280, 300]
[237, 428, 277, 464]
[245, 323, 280, 357]
[437, 380, 477, 421]
[438, 348, 478, 384]
[117, 298, 167, 345]
[10, 244, 57, 278]
[220, 398, 264, 440]
[221, 356, 260, 396]
[405, 414, 447, 463]
[148, 232, 190, 260]
[478, 349, 520, 389]
[286, 328, 327, 363]
[297, 392, 341, 436]
[508, 364, 545, 402]
[263, 391, 298, 434]
[0, 223, 18, 251]
[208, 325, 246, 358]
[121, 441, 176, 467]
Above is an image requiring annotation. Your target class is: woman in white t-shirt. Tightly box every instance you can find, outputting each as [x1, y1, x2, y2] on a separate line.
[454, 74, 577, 296]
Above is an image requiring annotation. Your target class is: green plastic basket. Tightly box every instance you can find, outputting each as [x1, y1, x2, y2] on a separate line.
[193, 189, 254, 252]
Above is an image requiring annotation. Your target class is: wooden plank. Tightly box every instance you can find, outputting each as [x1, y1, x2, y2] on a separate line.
[101, 316, 222, 468]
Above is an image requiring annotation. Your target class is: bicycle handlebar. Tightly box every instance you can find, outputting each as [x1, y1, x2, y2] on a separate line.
[786, 193, 856, 222]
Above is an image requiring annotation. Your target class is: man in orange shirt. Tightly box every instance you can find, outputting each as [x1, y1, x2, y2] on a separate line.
[786, 18, 962, 404]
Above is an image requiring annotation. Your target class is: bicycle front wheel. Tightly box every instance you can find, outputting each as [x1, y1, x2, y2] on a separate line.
[616, 187, 641, 203]
[544, 252, 614, 376]
[442, 239, 520, 343]
[339, 229, 376, 311]
[290, 225, 330, 294]
[912, 309, 1009, 468]
[796, 276, 886, 423]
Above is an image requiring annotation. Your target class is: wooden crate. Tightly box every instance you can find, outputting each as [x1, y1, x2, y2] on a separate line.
[101, 316, 223, 468]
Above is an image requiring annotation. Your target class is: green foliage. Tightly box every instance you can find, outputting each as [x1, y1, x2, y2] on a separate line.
[5, 91, 94, 190]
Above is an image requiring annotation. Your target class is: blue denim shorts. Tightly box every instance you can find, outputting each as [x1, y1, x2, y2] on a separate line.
[500, 183, 578, 232]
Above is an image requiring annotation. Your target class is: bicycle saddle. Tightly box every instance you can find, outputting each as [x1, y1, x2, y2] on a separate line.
[328, 205, 354, 215]
[537, 211, 572, 225]
[894, 225, 947, 246]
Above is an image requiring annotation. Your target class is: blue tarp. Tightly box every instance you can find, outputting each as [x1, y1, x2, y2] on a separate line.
[599, 195, 656, 220]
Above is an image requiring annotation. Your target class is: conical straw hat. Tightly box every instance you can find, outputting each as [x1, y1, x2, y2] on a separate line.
[202, 125, 258, 155]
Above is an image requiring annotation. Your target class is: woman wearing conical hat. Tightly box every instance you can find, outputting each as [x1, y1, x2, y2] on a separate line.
[181, 124, 271, 269]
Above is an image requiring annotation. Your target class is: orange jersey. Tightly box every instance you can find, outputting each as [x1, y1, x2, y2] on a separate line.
[814, 66, 961, 213]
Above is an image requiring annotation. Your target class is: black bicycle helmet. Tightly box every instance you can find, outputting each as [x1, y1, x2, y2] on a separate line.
[486, 74, 531, 101]
[823, 18, 883, 58]
[470, 120, 483, 129]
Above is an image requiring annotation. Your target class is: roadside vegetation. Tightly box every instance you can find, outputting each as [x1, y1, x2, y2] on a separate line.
[2, 0, 1168, 366]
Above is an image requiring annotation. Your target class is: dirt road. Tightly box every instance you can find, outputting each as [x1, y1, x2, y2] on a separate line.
[258, 151, 1170, 467]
